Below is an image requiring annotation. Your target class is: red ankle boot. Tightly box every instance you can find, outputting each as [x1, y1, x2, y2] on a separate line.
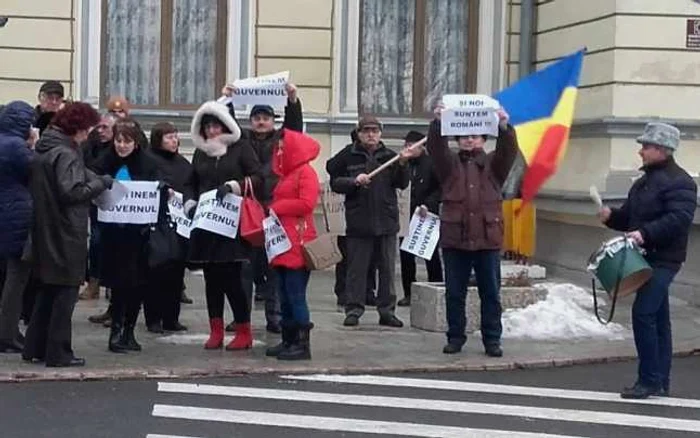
[225, 322, 253, 350]
[204, 318, 224, 349]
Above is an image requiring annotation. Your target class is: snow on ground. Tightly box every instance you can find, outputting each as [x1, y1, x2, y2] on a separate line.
[500, 283, 629, 341]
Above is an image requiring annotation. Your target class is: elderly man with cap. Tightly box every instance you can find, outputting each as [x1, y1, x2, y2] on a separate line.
[35, 80, 65, 134]
[398, 130, 443, 307]
[220, 82, 303, 334]
[326, 116, 412, 327]
[599, 122, 697, 399]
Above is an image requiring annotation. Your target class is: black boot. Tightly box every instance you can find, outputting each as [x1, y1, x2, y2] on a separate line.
[89, 305, 112, 324]
[108, 321, 127, 353]
[278, 323, 312, 361]
[120, 325, 142, 352]
[266, 322, 297, 357]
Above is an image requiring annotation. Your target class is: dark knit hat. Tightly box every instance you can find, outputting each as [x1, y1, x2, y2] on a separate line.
[404, 130, 424, 143]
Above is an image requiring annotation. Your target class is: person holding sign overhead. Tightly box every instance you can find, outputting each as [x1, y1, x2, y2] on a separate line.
[23, 102, 113, 367]
[92, 119, 162, 353]
[326, 116, 412, 328]
[185, 101, 262, 351]
[420, 100, 518, 358]
[221, 82, 303, 334]
[264, 129, 320, 360]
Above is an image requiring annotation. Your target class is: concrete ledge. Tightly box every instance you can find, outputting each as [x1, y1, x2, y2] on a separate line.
[410, 282, 547, 333]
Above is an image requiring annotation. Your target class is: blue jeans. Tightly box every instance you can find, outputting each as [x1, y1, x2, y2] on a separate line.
[632, 267, 677, 390]
[276, 268, 311, 326]
[443, 248, 502, 347]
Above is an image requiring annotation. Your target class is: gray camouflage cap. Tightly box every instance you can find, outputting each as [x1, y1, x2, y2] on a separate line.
[636, 122, 680, 150]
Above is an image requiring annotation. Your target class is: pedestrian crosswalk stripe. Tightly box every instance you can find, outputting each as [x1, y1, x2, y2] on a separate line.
[282, 374, 700, 409]
[146, 435, 203, 438]
[157, 382, 700, 433]
[152, 405, 585, 438]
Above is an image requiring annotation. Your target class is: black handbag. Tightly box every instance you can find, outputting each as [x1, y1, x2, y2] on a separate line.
[147, 217, 185, 268]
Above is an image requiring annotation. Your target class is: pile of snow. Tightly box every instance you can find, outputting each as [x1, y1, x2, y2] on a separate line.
[500, 283, 629, 341]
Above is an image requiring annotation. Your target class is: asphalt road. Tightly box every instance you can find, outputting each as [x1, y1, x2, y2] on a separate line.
[1, 355, 699, 438]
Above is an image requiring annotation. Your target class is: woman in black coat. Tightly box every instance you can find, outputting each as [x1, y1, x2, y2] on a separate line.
[93, 118, 161, 353]
[23, 102, 112, 367]
[143, 122, 193, 333]
[185, 101, 261, 351]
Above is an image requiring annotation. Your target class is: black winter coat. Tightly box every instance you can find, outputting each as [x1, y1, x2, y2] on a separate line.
[187, 101, 262, 264]
[408, 153, 441, 214]
[326, 142, 410, 237]
[30, 128, 109, 286]
[92, 147, 161, 289]
[81, 130, 113, 172]
[150, 147, 194, 198]
[606, 157, 697, 269]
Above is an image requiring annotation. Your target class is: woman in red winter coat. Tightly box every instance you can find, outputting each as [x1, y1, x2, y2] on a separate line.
[264, 129, 320, 361]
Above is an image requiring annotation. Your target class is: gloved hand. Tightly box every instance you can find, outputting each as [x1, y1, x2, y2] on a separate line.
[101, 174, 114, 189]
[215, 183, 232, 202]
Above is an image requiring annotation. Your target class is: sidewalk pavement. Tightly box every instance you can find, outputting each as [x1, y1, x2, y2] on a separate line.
[1, 269, 699, 383]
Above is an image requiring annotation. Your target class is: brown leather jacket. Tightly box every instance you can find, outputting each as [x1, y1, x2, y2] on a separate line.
[426, 119, 518, 252]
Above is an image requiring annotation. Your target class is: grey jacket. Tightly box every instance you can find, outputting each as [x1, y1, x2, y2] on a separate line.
[30, 128, 109, 286]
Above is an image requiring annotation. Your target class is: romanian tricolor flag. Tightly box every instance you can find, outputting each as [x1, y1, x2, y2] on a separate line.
[494, 49, 584, 205]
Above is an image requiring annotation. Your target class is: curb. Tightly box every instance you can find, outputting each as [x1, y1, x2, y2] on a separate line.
[2, 348, 698, 384]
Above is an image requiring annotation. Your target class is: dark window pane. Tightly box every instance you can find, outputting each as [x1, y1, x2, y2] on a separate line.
[170, 0, 219, 104]
[359, 0, 415, 115]
[104, 0, 161, 105]
[423, 0, 468, 112]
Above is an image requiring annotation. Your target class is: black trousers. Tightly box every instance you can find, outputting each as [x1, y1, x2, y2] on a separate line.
[203, 262, 249, 323]
[111, 284, 145, 328]
[23, 284, 79, 365]
[144, 261, 185, 328]
[0, 257, 31, 341]
[345, 235, 397, 318]
[334, 236, 379, 306]
[399, 238, 444, 298]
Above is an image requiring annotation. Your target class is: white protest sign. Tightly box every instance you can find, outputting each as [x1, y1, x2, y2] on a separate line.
[93, 180, 129, 211]
[263, 209, 292, 262]
[441, 94, 500, 137]
[167, 191, 193, 239]
[400, 210, 441, 260]
[97, 181, 160, 224]
[231, 71, 289, 107]
[191, 189, 242, 239]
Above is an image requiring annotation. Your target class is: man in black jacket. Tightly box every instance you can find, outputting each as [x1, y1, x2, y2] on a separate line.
[599, 122, 697, 399]
[398, 130, 443, 306]
[78, 112, 117, 301]
[326, 116, 411, 327]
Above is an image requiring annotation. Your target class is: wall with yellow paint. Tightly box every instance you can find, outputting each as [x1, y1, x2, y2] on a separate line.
[0, 0, 77, 103]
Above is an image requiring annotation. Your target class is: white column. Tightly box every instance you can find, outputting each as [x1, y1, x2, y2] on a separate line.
[476, 0, 496, 95]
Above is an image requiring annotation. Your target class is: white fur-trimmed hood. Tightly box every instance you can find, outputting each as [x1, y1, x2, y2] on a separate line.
[190, 101, 242, 157]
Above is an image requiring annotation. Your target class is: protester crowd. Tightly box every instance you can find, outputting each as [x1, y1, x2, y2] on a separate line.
[0, 75, 694, 402]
